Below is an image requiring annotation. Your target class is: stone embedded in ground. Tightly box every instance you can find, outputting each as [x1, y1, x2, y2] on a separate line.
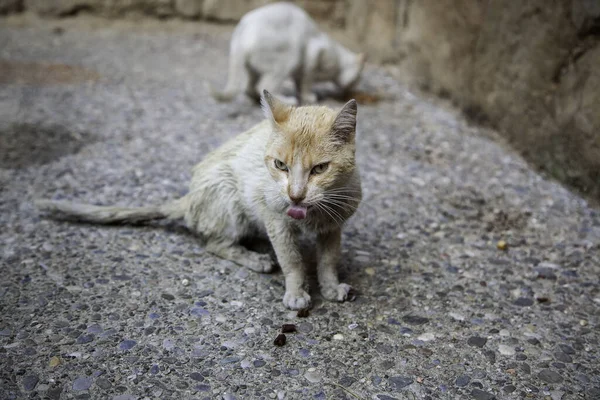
[304, 369, 322, 383]
[559, 344, 575, 354]
[514, 297, 534, 307]
[498, 345, 516, 356]
[470, 388, 496, 400]
[402, 315, 429, 325]
[190, 372, 204, 381]
[339, 375, 356, 387]
[96, 378, 112, 390]
[389, 376, 413, 391]
[467, 336, 487, 348]
[118, 340, 136, 351]
[72, 376, 93, 391]
[538, 369, 563, 384]
[377, 395, 399, 400]
[22, 374, 39, 391]
[455, 375, 471, 387]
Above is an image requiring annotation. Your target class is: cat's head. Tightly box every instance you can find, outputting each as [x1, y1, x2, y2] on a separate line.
[337, 53, 366, 91]
[261, 90, 359, 221]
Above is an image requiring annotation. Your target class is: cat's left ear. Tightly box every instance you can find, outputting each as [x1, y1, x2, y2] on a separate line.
[261, 90, 292, 125]
[332, 99, 357, 143]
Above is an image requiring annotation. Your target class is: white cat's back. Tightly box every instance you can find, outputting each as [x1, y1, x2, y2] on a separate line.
[234, 3, 322, 67]
[239, 3, 318, 35]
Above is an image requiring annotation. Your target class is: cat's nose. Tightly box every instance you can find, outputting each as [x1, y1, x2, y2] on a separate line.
[289, 193, 305, 204]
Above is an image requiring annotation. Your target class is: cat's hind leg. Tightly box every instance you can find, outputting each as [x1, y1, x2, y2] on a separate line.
[206, 240, 275, 273]
[295, 43, 321, 104]
[244, 68, 261, 103]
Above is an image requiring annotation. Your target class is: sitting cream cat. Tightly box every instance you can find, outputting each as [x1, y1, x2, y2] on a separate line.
[211, 2, 365, 105]
[36, 91, 362, 310]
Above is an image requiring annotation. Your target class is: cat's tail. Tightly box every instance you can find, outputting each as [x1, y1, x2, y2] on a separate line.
[35, 197, 187, 225]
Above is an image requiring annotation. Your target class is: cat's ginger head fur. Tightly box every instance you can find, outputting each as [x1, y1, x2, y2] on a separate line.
[261, 90, 357, 211]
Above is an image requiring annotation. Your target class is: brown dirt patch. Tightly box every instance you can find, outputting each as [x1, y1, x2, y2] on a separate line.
[0, 60, 100, 85]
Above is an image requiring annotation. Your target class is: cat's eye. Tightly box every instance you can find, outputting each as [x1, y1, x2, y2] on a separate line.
[274, 159, 288, 171]
[311, 163, 329, 175]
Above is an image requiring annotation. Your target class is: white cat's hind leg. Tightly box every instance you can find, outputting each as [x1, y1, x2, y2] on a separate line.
[206, 241, 275, 273]
[244, 69, 261, 103]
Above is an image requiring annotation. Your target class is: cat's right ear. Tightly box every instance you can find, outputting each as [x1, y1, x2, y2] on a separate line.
[261, 90, 291, 125]
[332, 99, 358, 143]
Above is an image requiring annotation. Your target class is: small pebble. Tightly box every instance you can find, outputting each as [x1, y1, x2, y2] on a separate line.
[119, 340, 137, 351]
[389, 375, 413, 390]
[23, 375, 39, 391]
[417, 332, 435, 341]
[498, 344, 515, 356]
[332, 334, 344, 341]
[49, 356, 61, 368]
[161, 293, 175, 301]
[181, 279, 189, 286]
[497, 240, 508, 251]
[455, 375, 470, 387]
[538, 369, 563, 383]
[468, 336, 487, 348]
[72, 376, 93, 391]
[297, 322, 313, 333]
[449, 312, 465, 321]
[304, 368, 322, 383]
[297, 309, 309, 318]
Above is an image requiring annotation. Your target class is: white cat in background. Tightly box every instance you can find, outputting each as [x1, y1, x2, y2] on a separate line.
[211, 2, 366, 105]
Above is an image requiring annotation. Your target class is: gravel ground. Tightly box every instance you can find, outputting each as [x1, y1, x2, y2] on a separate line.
[1, 15, 599, 400]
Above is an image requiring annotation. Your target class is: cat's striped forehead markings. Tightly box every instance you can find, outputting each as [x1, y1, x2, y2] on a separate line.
[276, 105, 338, 167]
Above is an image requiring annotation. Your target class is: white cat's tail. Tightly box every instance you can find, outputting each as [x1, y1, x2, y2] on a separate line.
[35, 197, 187, 225]
[210, 32, 247, 103]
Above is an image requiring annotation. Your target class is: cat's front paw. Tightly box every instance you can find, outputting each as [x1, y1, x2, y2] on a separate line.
[283, 290, 311, 310]
[245, 253, 275, 273]
[321, 283, 356, 303]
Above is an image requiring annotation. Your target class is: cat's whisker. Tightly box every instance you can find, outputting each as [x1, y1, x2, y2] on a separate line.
[324, 188, 362, 195]
[323, 195, 361, 204]
[317, 201, 346, 226]
[314, 202, 343, 228]
[321, 196, 360, 210]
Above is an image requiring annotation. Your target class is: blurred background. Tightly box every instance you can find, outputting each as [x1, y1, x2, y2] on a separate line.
[1, 0, 599, 204]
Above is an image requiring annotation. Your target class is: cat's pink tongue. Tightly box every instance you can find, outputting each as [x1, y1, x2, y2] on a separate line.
[287, 206, 307, 220]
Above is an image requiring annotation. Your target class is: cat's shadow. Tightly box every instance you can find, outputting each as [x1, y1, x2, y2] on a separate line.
[47, 216, 363, 303]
